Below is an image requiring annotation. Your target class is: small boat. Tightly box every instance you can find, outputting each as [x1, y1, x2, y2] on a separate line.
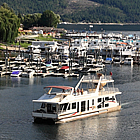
[15, 55, 24, 61]
[93, 63, 105, 68]
[21, 69, 35, 78]
[11, 70, 22, 77]
[123, 57, 133, 65]
[113, 57, 122, 64]
[103, 58, 113, 64]
[79, 67, 91, 74]
[32, 73, 121, 123]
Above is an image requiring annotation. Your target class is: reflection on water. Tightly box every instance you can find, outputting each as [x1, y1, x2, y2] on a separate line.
[11, 77, 21, 87]
[29, 77, 34, 85]
[32, 111, 119, 140]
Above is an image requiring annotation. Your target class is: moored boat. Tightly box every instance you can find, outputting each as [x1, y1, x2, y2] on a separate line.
[123, 57, 133, 65]
[32, 73, 121, 123]
[11, 70, 22, 77]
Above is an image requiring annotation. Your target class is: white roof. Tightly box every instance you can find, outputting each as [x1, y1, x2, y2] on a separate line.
[32, 94, 60, 103]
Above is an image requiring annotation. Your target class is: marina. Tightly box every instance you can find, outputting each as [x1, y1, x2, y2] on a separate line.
[1, 30, 140, 78]
[1, 27, 140, 139]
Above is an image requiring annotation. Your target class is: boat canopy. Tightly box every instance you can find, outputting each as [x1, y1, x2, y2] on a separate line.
[44, 86, 73, 90]
[106, 58, 112, 61]
[60, 66, 69, 69]
[11, 71, 20, 74]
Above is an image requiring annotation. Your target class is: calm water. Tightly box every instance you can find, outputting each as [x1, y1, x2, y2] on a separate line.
[58, 24, 140, 31]
[0, 65, 140, 140]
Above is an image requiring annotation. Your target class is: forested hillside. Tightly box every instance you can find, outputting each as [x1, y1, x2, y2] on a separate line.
[1, 0, 140, 23]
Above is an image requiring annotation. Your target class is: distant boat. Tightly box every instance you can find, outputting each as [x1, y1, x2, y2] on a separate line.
[103, 57, 113, 64]
[123, 57, 133, 65]
[15, 55, 24, 61]
[21, 69, 35, 78]
[11, 70, 22, 77]
[113, 57, 122, 64]
[89, 25, 93, 28]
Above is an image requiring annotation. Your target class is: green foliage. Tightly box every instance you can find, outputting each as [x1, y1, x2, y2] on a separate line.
[23, 11, 60, 28]
[0, 3, 20, 43]
[1, 0, 140, 24]
[39, 10, 60, 27]
[20, 42, 31, 48]
[23, 13, 41, 29]
[36, 35, 58, 41]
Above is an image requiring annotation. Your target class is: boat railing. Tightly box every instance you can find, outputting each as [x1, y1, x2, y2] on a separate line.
[83, 75, 96, 81]
[100, 87, 120, 95]
[83, 75, 113, 81]
[104, 75, 113, 81]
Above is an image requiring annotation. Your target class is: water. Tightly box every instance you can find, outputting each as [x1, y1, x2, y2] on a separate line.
[0, 65, 140, 139]
[58, 24, 140, 31]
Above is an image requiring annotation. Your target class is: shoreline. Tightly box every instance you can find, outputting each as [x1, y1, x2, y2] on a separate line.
[59, 22, 140, 25]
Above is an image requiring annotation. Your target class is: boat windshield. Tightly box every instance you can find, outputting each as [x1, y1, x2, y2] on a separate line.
[44, 86, 73, 95]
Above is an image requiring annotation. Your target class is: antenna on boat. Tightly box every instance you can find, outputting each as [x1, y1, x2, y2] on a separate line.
[75, 75, 84, 90]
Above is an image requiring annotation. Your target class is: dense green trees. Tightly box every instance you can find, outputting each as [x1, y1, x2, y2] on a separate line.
[39, 10, 60, 28]
[0, 3, 20, 42]
[1, 0, 140, 23]
[22, 13, 41, 29]
[22, 10, 60, 29]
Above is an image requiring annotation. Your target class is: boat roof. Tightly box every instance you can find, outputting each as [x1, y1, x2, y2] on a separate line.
[82, 79, 114, 83]
[32, 94, 60, 103]
[60, 66, 69, 69]
[11, 71, 20, 74]
[44, 86, 73, 90]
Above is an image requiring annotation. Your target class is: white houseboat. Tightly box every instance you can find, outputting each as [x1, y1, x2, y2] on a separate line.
[32, 74, 121, 123]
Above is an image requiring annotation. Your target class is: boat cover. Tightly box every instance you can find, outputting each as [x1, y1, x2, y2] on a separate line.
[11, 71, 20, 74]
[44, 86, 73, 90]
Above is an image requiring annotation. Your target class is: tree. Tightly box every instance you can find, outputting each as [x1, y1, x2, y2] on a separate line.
[0, 3, 20, 42]
[39, 10, 60, 27]
[23, 13, 41, 29]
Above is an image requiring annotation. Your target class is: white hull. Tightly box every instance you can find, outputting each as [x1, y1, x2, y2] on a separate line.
[32, 105, 121, 123]
[57, 105, 121, 123]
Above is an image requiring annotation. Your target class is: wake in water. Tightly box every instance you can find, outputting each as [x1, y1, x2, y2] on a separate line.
[121, 101, 134, 106]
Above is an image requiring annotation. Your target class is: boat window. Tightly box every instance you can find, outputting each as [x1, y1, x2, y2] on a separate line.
[92, 99, 94, 105]
[41, 103, 45, 108]
[47, 104, 52, 112]
[77, 102, 79, 112]
[72, 102, 76, 109]
[52, 104, 56, 112]
[105, 97, 109, 101]
[98, 98, 102, 102]
[105, 103, 109, 107]
[87, 100, 89, 111]
[97, 104, 101, 108]
[81, 101, 86, 112]
[60, 103, 68, 111]
[67, 104, 70, 110]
